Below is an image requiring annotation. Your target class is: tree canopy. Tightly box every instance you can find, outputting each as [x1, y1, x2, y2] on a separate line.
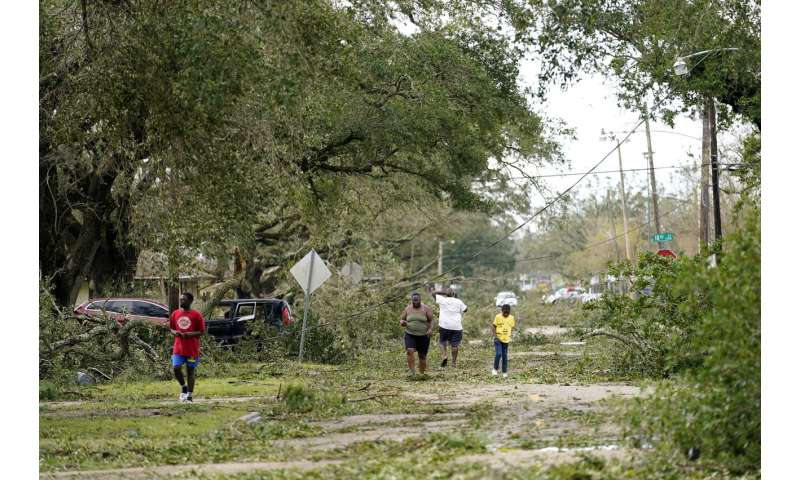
[516, 0, 760, 127]
[40, 0, 561, 305]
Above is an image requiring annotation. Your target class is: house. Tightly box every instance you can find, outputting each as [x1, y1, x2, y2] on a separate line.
[134, 250, 219, 304]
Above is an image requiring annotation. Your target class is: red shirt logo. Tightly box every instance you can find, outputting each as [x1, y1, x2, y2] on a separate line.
[177, 316, 192, 330]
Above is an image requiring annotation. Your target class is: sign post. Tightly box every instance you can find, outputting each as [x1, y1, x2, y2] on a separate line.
[290, 250, 331, 362]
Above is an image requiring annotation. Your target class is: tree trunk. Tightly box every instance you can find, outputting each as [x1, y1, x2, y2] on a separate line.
[57, 216, 103, 307]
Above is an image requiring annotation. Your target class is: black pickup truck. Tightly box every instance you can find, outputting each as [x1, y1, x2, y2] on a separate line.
[206, 299, 293, 343]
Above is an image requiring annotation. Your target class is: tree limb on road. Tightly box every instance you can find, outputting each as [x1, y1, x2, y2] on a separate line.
[581, 329, 648, 354]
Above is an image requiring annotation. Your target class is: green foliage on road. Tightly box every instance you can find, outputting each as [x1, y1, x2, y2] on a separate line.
[625, 207, 760, 474]
[587, 204, 760, 473]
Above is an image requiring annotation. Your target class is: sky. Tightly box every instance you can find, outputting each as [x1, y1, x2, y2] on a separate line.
[509, 58, 757, 237]
[390, 13, 751, 236]
[516, 59, 745, 208]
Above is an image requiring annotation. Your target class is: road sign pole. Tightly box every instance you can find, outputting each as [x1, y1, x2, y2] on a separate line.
[298, 254, 315, 363]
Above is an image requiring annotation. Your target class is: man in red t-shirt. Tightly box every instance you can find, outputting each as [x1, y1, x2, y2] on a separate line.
[169, 292, 206, 402]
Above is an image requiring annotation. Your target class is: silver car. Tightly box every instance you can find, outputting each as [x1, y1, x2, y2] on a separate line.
[495, 291, 518, 307]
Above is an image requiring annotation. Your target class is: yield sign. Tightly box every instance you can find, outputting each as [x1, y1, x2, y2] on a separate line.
[290, 250, 331, 294]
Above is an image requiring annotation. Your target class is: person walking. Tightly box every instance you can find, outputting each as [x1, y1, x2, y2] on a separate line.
[400, 292, 434, 376]
[169, 292, 206, 402]
[431, 287, 467, 368]
[491, 304, 515, 379]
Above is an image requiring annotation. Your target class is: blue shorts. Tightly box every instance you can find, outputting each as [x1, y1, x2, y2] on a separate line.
[438, 327, 463, 347]
[171, 354, 200, 368]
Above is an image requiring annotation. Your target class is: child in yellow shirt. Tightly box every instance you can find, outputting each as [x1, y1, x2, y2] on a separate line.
[491, 304, 515, 378]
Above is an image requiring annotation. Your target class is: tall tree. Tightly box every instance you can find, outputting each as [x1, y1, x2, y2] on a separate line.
[517, 0, 761, 128]
[40, 0, 561, 305]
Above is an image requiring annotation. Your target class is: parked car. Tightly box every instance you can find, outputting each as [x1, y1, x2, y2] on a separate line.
[206, 298, 293, 343]
[74, 298, 170, 326]
[579, 292, 603, 304]
[495, 291, 518, 307]
[545, 287, 587, 305]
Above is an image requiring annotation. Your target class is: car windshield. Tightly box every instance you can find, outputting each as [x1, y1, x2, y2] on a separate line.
[212, 304, 234, 319]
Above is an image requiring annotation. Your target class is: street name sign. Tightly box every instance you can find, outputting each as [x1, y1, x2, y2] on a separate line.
[651, 233, 674, 242]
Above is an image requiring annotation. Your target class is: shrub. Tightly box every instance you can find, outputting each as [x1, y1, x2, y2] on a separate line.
[584, 252, 708, 378]
[281, 383, 316, 412]
[278, 313, 350, 364]
[624, 208, 760, 473]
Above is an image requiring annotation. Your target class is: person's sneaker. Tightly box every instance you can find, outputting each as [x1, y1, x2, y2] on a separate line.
[441, 358, 448, 368]
[491, 369, 498, 376]
[179, 392, 188, 402]
[503, 373, 508, 379]
[186, 393, 193, 402]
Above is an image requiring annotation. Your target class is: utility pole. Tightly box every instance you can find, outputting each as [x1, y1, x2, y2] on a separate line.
[643, 114, 664, 250]
[437, 238, 443, 276]
[699, 99, 711, 249]
[615, 139, 633, 263]
[709, 98, 723, 241]
[600, 129, 632, 263]
[606, 190, 621, 262]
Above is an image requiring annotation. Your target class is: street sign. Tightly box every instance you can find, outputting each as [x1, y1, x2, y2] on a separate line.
[657, 249, 677, 258]
[339, 262, 363, 284]
[651, 232, 674, 242]
[290, 250, 331, 294]
[290, 250, 331, 362]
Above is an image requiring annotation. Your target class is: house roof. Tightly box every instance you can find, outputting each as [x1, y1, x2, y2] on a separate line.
[134, 250, 219, 280]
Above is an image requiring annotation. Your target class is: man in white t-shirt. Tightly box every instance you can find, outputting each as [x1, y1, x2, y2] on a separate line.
[431, 287, 468, 368]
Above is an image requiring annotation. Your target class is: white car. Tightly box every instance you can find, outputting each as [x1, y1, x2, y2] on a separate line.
[545, 287, 586, 305]
[579, 292, 603, 303]
[495, 291, 518, 307]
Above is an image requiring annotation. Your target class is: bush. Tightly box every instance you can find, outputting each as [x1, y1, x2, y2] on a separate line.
[279, 383, 345, 414]
[584, 252, 708, 378]
[278, 313, 351, 364]
[624, 208, 760, 473]
[281, 383, 317, 412]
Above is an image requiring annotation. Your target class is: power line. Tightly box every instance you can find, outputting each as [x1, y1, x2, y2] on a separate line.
[295, 48, 723, 328]
[441, 199, 690, 266]
[505, 162, 748, 180]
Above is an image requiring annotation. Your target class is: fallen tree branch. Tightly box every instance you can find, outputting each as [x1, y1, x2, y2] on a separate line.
[399, 256, 438, 283]
[130, 334, 159, 362]
[88, 367, 112, 381]
[581, 330, 648, 354]
[47, 324, 109, 353]
[347, 393, 399, 403]
[60, 390, 88, 398]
